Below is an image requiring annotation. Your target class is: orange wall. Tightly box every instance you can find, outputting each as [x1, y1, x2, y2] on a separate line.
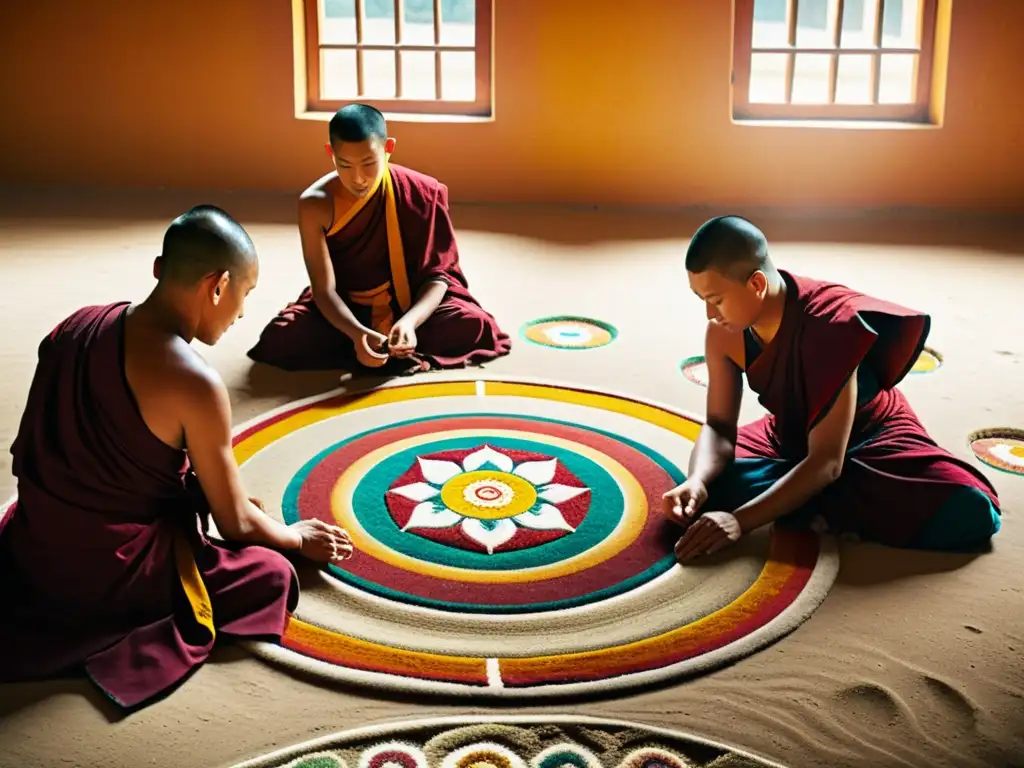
[1, 1, 1021, 210]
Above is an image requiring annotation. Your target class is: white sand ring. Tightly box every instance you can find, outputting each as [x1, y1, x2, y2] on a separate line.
[231, 375, 839, 701]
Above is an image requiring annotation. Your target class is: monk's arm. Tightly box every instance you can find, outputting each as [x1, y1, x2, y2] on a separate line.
[689, 322, 743, 487]
[399, 279, 447, 328]
[298, 194, 367, 340]
[181, 370, 302, 551]
[731, 369, 858, 534]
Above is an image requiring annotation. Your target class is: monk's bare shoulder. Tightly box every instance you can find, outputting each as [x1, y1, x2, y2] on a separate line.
[705, 320, 745, 371]
[124, 327, 227, 448]
[299, 172, 337, 231]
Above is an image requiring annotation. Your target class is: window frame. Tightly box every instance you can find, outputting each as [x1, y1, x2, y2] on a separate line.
[297, 0, 493, 118]
[731, 0, 939, 123]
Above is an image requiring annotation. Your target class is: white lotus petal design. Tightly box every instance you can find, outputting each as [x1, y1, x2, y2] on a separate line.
[512, 457, 558, 486]
[513, 503, 575, 532]
[416, 457, 462, 485]
[460, 517, 517, 553]
[401, 502, 462, 531]
[388, 481, 441, 502]
[538, 483, 589, 504]
[461, 445, 514, 473]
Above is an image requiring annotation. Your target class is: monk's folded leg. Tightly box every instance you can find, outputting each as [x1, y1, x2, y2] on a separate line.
[906, 485, 1001, 552]
[415, 297, 512, 368]
[247, 290, 356, 371]
[198, 542, 299, 636]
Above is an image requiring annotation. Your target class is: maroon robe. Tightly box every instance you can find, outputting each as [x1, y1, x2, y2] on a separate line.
[0, 303, 298, 708]
[731, 270, 1000, 547]
[247, 163, 511, 371]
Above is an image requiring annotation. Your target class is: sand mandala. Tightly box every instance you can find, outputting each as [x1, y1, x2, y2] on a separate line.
[968, 428, 1024, 476]
[229, 715, 787, 768]
[680, 356, 709, 388]
[520, 316, 617, 349]
[234, 377, 838, 698]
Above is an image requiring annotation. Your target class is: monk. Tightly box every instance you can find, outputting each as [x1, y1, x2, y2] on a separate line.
[663, 215, 1001, 561]
[246, 103, 511, 374]
[0, 205, 353, 709]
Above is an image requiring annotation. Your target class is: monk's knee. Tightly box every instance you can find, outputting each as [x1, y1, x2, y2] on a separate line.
[910, 486, 1000, 552]
[419, 314, 487, 353]
[260, 549, 299, 601]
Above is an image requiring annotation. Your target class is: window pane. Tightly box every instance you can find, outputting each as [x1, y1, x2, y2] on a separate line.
[363, 50, 397, 97]
[791, 53, 831, 104]
[401, 51, 437, 99]
[749, 53, 788, 103]
[835, 54, 873, 103]
[321, 49, 358, 98]
[402, 0, 435, 44]
[879, 53, 916, 103]
[363, 0, 396, 45]
[440, 0, 476, 45]
[881, 0, 920, 48]
[752, 0, 789, 46]
[795, 0, 832, 47]
[321, 0, 356, 44]
[440, 50, 475, 101]
[840, 0, 876, 48]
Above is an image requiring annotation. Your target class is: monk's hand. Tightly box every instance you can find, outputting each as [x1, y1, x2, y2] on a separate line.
[662, 478, 708, 524]
[674, 511, 742, 562]
[249, 496, 266, 512]
[388, 319, 417, 358]
[358, 328, 389, 354]
[292, 519, 355, 564]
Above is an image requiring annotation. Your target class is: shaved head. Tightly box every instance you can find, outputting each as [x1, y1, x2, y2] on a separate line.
[158, 205, 256, 286]
[685, 215, 772, 282]
[328, 103, 387, 147]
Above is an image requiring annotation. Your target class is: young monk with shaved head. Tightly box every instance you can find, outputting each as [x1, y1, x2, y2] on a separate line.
[247, 103, 511, 374]
[664, 215, 1001, 561]
[0, 205, 352, 708]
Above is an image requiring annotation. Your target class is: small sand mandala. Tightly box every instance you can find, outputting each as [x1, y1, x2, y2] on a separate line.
[232, 378, 838, 699]
[228, 716, 786, 768]
[679, 356, 708, 388]
[910, 346, 943, 374]
[520, 317, 617, 350]
[968, 428, 1024, 476]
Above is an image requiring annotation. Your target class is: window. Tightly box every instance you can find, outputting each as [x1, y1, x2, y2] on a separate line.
[732, 0, 943, 123]
[296, 0, 492, 118]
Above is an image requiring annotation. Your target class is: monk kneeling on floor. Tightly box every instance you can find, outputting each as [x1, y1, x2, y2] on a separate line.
[246, 103, 511, 374]
[0, 205, 353, 708]
[663, 215, 1001, 561]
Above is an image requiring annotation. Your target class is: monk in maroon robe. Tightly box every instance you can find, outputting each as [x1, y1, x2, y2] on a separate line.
[0, 206, 352, 708]
[247, 103, 510, 374]
[663, 215, 1000, 560]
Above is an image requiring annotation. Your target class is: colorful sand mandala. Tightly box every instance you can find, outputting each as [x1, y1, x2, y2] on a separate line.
[228, 715, 786, 768]
[968, 428, 1024, 476]
[232, 377, 838, 698]
[679, 356, 708, 388]
[520, 317, 618, 350]
[911, 346, 943, 374]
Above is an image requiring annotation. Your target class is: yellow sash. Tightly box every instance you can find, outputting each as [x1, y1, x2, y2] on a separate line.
[173, 530, 216, 640]
[325, 157, 412, 313]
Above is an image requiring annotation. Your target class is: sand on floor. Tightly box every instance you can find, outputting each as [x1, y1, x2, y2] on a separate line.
[0, 189, 1021, 768]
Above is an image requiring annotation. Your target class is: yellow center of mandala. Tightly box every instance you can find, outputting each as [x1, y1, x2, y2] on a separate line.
[440, 470, 538, 520]
[1010, 445, 1024, 458]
